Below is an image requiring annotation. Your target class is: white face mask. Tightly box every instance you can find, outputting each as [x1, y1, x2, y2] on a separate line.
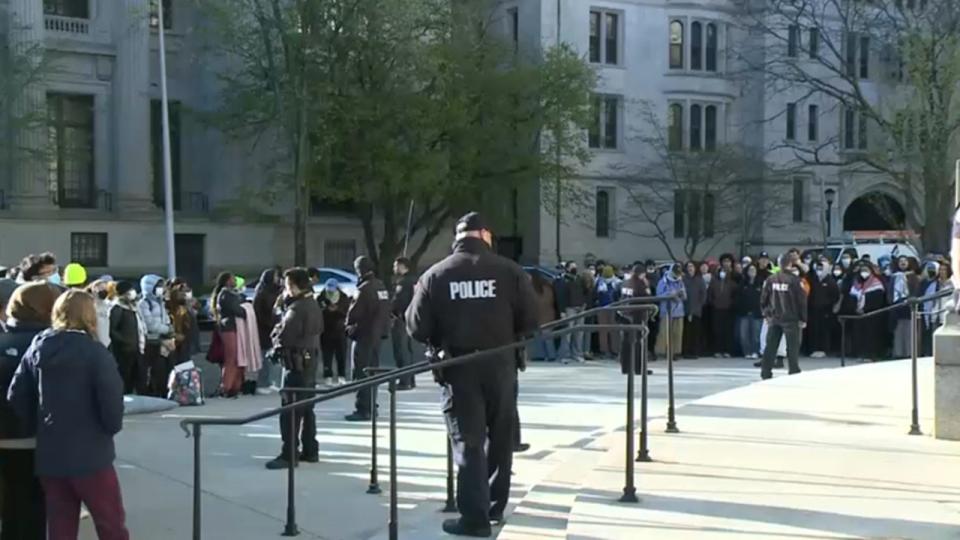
[155, 287, 165, 296]
[703, 273, 712, 284]
[185, 291, 194, 300]
[860, 271, 871, 280]
[833, 269, 844, 278]
[719, 271, 727, 280]
[126, 291, 138, 301]
[790, 268, 801, 276]
[841, 258, 852, 268]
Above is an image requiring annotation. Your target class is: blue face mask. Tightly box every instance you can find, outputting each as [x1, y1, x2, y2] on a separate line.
[47, 273, 62, 286]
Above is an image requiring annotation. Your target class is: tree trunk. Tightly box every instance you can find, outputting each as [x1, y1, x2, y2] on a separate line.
[923, 169, 953, 254]
[293, 107, 309, 266]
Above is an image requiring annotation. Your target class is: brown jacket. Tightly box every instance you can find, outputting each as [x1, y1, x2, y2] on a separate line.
[533, 284, 557, 326]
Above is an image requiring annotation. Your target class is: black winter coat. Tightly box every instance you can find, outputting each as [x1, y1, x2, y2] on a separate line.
[0, 320, 46, 441]
[735, 278, 764, 318]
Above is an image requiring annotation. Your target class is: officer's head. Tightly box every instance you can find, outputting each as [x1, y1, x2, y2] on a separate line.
[394, 257, 412, 276]
[455, 212, 493, 247]
[354, 256, 376, 278]
[284, 267, 311, 297]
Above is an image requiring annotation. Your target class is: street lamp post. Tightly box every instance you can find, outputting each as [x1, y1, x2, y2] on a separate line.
[824, 188, 836, 240]
[157, 0, 176, 279]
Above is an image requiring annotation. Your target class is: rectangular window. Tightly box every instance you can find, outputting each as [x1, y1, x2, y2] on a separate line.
[705, 23, 718, 72]
[688, 190, 702, 239]
[43, 0, 89, 18]
[71, 233, 108, 267]
[691, 22, 703, 70]
[674, 190, 686, 238]
[324, 239, 357, 270]
[858, 112, 868, 149]
[149, 0, 173, 30]
[669, 20, 684, 69]
[704, 105, 717, 151]
[507, 8, 519, 53]
[589, 11, 601, 63]
[690, 104, 702, 150]
[846, 33, 858, 76]
[589, 9, 620, 66]
[792, 177, 804, 222]
[703, 193, 715, 238]
[47, 93, 95, 208]
[859, 35, 870, 79]
[843, 107, 856, 149]
[787, 25, 800, 57]
[151, 100, 182, 210]
[786, 103, 796, 140]
[595, 188, 612, 238]
[808, 104, 818, 141]
[668, 103, 683, 151]
[589, 95, 620, 150]
[808, 28, 819, 59]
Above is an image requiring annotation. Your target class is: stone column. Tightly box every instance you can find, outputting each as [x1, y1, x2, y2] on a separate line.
[933, 309, 960, 440]
[113, 0, 154, 212]
[8, 0, 52, 210]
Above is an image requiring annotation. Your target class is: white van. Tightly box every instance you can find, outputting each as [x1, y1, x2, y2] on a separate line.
[801, 231, 920, 266]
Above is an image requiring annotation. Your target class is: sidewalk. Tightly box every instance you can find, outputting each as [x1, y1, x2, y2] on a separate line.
[499, 359, 960, 540]
[80, 357, 805, 540]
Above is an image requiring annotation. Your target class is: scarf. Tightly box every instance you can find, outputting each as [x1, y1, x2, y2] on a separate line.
[891, 272, 910, 304]
[850, 275, 884, 313]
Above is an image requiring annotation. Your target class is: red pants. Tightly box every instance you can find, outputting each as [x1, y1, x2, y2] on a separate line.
[40, 466, 129, 540]
[219, 330, 244, 395]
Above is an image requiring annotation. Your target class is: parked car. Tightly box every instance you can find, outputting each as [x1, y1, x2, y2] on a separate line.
[802, 231, 919, 267]
[312, 267, 359, 299]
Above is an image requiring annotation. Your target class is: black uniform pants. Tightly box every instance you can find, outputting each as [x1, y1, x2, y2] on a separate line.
[0, 449, 45, 540]
[391, 319, 415, 387]
[442, 360, 516, 527]
[280, 355, 318, 458]
[353, 337, 382, 416]
[321, 334, 347, 379]
[761, 321, 801, 378]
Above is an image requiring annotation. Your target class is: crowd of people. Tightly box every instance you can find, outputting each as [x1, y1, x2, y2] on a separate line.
[530, 249, 954, 365]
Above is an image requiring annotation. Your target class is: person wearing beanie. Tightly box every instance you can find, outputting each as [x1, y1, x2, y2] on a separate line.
[138, 274, 174, 397]
[63, 263, 88, 288]
[317, 278, 350, 386]
[656, 263, 687, 359]
[0, 282, 60, 539]
[343, 256, 391, 421]
[594, 264, 622, 357]
[110, 281, 147, 393]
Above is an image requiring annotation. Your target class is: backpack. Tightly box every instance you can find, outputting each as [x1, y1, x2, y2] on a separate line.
[167, 361, 204, 406]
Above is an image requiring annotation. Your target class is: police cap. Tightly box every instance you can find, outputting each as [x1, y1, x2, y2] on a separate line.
[455, 212, 489, 235]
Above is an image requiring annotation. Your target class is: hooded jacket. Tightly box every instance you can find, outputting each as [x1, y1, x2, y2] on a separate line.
[318, 288, 350, 338]
[7, 329, 124, 477]
[0, 320, 48, 445]
[761, 271, 808, 324]
[138, 274, 172, 341]
[656, 268, 687, 319]
[253, 269, 282, 350]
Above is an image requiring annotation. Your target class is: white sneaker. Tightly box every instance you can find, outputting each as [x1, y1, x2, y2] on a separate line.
[811, 351, 826, 358]
[323, 377, 334, 386]
[337, 377, 347, 386]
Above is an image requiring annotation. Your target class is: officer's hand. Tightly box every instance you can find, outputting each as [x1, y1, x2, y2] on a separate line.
[800, 321, 807, 329]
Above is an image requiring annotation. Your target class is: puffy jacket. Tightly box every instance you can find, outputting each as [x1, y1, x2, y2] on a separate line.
[109, 300, 145, 355]
[215, 288, 247, 332]
[708, 273, 737, 310]
[594, 277, 621, 307]
[138, 274, 172, 341]
[253, 269, 282, 350]
[7, 329, 124, 477]
[656, 273, 687, 319]
[0, 320, 47, 444]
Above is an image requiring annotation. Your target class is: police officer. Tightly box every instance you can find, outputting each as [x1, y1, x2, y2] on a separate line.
[760, 254, 807, 380]
[406, 212, 538, 537]
[391, 257, 417, 390]
[618, 264, 650, 375]
[344, 256, 391, 422]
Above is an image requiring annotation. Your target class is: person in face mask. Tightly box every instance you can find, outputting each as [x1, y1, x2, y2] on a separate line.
[698, 261, 715, 355]
[839, 251, 855, 273]
[86, 277, 114, 348]
[682, 261, 707, 359]
[808, 257, 840, 358]
[109, 281, 147, 393]
[708, 255, 737, 357]
[849, 263, 887, 361]
[889, 256, 920, 359]
[17, 253, 58, 284]
[138, 275, 175, 397]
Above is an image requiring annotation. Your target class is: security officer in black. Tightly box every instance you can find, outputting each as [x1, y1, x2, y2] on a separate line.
[618, 264, 651, 375]
[344, 256, 392, 421]
[406, 212, 538, 537]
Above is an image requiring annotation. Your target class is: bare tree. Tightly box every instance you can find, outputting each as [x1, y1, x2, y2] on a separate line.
[737, 0, 960, 253]
[598, 103, 790, 261]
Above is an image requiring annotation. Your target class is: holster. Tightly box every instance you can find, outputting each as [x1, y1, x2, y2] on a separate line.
[282, 348, 311, 373]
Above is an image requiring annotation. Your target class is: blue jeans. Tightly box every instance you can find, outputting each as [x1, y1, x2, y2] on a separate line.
[738, 316, 763, 357]
[531, 333, 558, 361]
[557, 307, 586, 359]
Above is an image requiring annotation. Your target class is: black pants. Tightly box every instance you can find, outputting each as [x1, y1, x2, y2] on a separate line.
[391, 319, 415, 387]
[111, 347, 140, 395]
[0, 448, 45, 540]
[280, 354, 318, 458]
[808, 306, 834, 354]
[321, 334, 347, 379]
[646, 315, 659, 356]
[761, 321, 801, 378]
[711, 309, 735, 355]
[353, 337, 382, 416]
[442, 360, 515, 527]
[512, 378, 521, 448]
[145, 342, 172, 397]
[681, 315, 702, 357]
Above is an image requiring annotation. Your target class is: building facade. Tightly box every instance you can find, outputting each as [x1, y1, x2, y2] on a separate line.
[503, 0, 908, 266]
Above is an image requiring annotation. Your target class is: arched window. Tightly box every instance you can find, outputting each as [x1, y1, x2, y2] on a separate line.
[690, 104, 702, 150]
[706, 23, 718, 71]
[668, 103, 684, 151]
[691, 22, 703, 70]
[704, 105, 717, 150]
[595, 189, 610, 237]
[669, 21, 684, 69]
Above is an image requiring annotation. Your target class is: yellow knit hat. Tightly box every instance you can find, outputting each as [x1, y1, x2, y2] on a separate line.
[63, 263, 88, 287]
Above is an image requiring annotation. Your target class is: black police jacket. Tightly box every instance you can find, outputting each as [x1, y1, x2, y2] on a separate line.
[347, 274, 391, 341]
[405, 237, 539, 358]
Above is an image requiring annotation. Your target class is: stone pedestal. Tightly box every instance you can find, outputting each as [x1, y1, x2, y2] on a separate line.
[933, 310, 960, 440]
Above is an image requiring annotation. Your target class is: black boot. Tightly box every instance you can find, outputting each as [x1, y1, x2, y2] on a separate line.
[442, 519, 491, 537]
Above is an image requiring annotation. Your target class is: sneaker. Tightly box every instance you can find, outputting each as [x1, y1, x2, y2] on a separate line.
[811, 351, 826, 359]
[722, 353, 731, 358]
[344, 411, 372, 422]
[753, 360, 762, 368]
[265, 456, 295, 470]
[337, 377, 347, 386]
[489, 511, 505, 526]
[299, 453, 320, 463]
[714, 353, 723, 358]
[513, 443, 531, 453]
[441, 518, 492, 537]
[775, 358, 785, 369]
[323, 377, 334, 386]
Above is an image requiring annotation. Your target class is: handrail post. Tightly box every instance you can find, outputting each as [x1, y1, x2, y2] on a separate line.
[909, 303, 922, 436]
[619, 329, 638, 503]
[442, 438, 457, 512]
[637, 329, 652, 463]
[282, 403, 299, 536]
[388, 379, 399, 540]
[192, 424, 201, 540]
[368, 383, 382, 494]
[666, 298, 679, 434]
[840, 318, 846, 367]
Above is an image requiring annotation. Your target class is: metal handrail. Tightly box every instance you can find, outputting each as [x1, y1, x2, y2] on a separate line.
[180, 301, 659, 539]
[838, 287, 953, 322]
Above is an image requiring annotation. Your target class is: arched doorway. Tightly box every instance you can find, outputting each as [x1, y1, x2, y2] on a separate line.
[843, 192, 906, 230]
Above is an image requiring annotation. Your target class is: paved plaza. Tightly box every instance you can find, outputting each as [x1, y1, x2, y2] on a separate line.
[79, 357, 960, 540]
